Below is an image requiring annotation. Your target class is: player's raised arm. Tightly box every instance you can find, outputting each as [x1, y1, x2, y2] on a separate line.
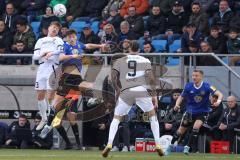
[85, 43, 106, 50]
[32, 39, 43, 60]
[213, 90, 224, 107]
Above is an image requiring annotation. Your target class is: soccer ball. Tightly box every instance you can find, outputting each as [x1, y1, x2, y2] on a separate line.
[53, 4, 67, 17]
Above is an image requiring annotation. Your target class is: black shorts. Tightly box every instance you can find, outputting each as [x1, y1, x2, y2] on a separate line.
[56, 73, 84, 97]
[180, 112, 208, 127]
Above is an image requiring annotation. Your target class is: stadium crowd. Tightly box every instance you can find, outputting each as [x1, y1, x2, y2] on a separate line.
[0, 0, 240, 154]
[0, 0, 240, 65]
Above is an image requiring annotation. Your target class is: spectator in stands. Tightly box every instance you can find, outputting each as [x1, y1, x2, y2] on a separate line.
[49, 0, 68, 8]
[1, 3, 19, 33]
[212, 0, 233, 33]
[188, 1, 209, 36]
[99, 24, 118, 44]
[206, 95, 223, 140]
[101, 5, 122, 34]
[59, 22, 69, 41]
[85, 0, 109, 20]
[199, 41, 221, 66]
[167, 1, 188, 34]
[0, 0, 6, 16]
[65, 0, 88, 22]
[206, 25, 227, 54]
[39, 6, 60, 37]
[8, 40, 31, 65]
[79, 24, 100, 54]
[12, 18, 36, 52]
[161, 89, 185, 135]
[142, 41, 155, 53]
[118, 21, 136, 42]
[146, 6, 166, 36]
[31, 114, 53, 149]
[21, 0, 46, 22]
[152, 0, 192, 16]
[120, 0, 149, 18]
[0, 19, 13, 53]
[184, 41, 199, 65]
[217, 95, 240, 153]
[227, 28, 240, 66]
[4, 114, 31, 149]
[119, 39, 131, 53]
[0, 122, 8, 146]
[181, 23, 203, 53]
[7, 0, 23, 14]
[125, 6, 144, 39]
[102, 0, 124, 19]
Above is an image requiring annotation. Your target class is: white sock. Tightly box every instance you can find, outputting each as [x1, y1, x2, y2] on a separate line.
[107, 118, 120, 146]
[149, 115, 160, 145]
[38, 99, 48, 121]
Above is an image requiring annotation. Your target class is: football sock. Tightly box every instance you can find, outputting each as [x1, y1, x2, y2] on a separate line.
[107, 118, 120, 146]
[149, 115, 160, 145]
[38, 100, 48, 121]
[71, 124, 80, 145]
[187, 128, 199, 147]
[57, 126, 71, 145]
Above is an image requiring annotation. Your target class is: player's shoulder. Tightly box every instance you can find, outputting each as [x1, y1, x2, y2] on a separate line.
[128, 54, 151, 63]
[55, 36, 64, 43]
[202, 82, 211, 88]
[112, 53, 127, 62]
[185, 82, 194, 88]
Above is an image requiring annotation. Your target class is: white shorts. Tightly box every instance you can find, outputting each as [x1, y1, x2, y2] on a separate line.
[114, 86, 154, 116]
[35, 64, 58, 90]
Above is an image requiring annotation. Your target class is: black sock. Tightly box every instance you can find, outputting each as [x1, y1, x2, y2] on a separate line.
[57, 126, 71, 145]
[47, 107, 56, 126]
[171, 132, 180, 144]
[71, 124, 80, 145]
[187, 129, 199, 147]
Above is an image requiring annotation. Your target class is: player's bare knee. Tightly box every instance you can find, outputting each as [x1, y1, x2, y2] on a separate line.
[147, 109, 156, 118]
[113, 115, 123, 121]
[193, 120, 203, 129]
[37, 91, 46, 100]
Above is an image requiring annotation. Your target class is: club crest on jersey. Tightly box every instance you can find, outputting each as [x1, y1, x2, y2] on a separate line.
[72, 49, 79, 55]
[194, 96, 202, 103]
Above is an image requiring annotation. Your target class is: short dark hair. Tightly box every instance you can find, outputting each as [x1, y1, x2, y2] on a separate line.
[212, 94, 218, 99]
[191, 1, 201, 7]
[16, 17, 28, 26]
[173, 88, 182, 94]
[129, 40, 139, 52]
[19, 114, 27, 119]
[210, 25, 220, 31]
[229, 27, 238, 34]
[50, 21, 62, 29]
[15, 40, 24, 44]
[66, 29, 77, 36]
[193, 69, 204, 75]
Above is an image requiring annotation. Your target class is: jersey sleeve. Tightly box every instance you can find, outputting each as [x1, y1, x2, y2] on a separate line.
[145, 58, 152, 71]
[112, 58, 120, 72]
[181, 84, 189, 98]
[56, 38, 64, 52]
[208, 84, 217, 94]
[32, 39, 42, 60]
[63, 43, 69, 55]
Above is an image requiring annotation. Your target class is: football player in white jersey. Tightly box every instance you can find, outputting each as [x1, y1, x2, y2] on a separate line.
[102, 40, 164, 157]
[33, 21, 64, 130]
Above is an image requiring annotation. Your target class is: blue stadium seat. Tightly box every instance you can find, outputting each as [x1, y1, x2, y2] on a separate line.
[151, 40, 167, 52]
[91, 21, 100, 34]
[169, 40, 181, 53]
[31, 21, 40, 37]
[167, 57, 180, 66]
[137, 39, 144, 50]
[69, 21, 86, 33]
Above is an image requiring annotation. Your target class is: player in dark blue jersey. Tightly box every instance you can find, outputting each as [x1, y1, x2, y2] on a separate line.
[165, 69, 223, 155]
[40, 29, 106, 148]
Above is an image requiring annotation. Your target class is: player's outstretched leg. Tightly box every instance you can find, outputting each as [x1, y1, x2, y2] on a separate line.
[148, 110, 164, 157]
[36, 91, 48, 130]
[102, 116, 121, 158]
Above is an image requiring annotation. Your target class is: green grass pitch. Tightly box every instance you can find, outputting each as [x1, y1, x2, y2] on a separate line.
[0, 149, 239, 160]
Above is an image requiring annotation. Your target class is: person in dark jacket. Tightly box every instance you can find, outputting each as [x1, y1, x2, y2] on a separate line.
[146, 6, 166, 36]
[167, 1, 189, 34]
[181, 23, 203, 53]
[79, 24, 101, 54]
[39, 6, 60, 36]
[0, 19, 13, 53]
[65, 0, 88, 22]
[227, 28, 240, 66]
[188, 1, 209, 36]
[20, 0, 46, 22]
[206, 25, 227, 54]
[217, 96, 240, 153]
[0, 122, 8, 146]
[0, 0, 6, 16]
[4, 114, 31, 149]
[229, 13, 240, 33]
[125, 6, 144, 39]
[1, 2, 19, 33]
[118, 21, 136, 42]
[211, 0, 233, 33]
[206, 95, 223, 140]
[31, 114, 53, 149]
